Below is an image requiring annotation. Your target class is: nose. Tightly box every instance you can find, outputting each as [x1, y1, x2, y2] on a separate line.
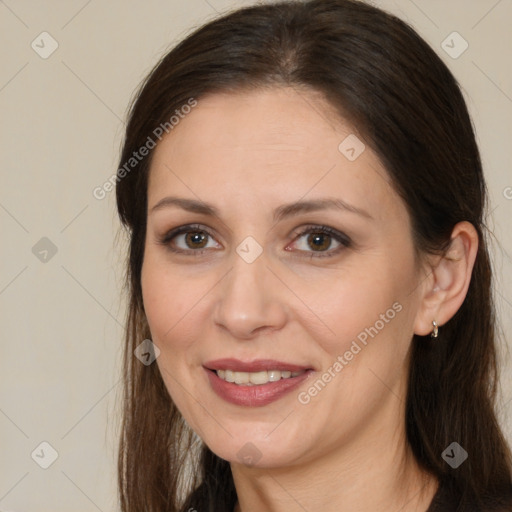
[212, 249, 288, 340]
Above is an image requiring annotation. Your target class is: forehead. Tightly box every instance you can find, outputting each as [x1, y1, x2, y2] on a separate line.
[147, 87, 400, 222]
[152, 87, 350, 166]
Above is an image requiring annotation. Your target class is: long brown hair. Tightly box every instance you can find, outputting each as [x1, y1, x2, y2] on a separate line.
[115, 1, 512, 511]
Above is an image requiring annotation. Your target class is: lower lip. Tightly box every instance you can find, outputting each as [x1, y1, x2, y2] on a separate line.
[204, 368, 313, 407]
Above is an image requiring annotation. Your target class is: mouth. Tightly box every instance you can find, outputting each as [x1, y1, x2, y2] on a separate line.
[203, 358, 315, 406]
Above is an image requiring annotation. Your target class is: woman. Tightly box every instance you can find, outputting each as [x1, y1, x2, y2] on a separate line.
[115, 1, 512, 510]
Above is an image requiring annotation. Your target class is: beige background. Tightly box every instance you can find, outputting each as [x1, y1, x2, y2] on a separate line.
[0, 1, 511, 510]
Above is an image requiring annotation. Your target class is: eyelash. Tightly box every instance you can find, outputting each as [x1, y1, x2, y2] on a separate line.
[157, 223, 352, 258]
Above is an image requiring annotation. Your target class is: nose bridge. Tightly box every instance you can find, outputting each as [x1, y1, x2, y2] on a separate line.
[213, 243, 287, 338]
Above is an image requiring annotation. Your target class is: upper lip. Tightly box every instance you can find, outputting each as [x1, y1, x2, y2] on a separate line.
[203, 358, 313, 373]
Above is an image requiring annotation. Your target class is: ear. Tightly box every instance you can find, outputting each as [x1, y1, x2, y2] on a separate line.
[413, 221, 479, 337]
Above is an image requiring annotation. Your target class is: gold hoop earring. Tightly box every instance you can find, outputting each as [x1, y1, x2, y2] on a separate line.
[431, 320, 439, 338]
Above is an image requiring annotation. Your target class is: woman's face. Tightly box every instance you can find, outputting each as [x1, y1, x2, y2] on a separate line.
[141, 87, 426, 468]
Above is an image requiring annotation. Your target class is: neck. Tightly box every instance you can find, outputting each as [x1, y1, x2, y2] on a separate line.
[231, 412, 438, 512]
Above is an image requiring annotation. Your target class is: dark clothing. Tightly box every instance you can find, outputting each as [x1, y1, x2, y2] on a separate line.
[426, 481, 512, 511]
[182, 478, 512, 511]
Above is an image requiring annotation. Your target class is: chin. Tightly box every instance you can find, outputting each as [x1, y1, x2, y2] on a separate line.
[201, 430, 304, 469]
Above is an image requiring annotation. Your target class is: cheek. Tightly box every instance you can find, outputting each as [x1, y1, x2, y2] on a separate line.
[297, 257, 419, 420]
[141, 255, 209, 420]
[141, 253, 202, 356]
[303, 261, 411, 354]
[293, 265, 416, 434]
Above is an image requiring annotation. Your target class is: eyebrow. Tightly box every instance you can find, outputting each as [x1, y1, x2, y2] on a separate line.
[149, 196, 372, 221]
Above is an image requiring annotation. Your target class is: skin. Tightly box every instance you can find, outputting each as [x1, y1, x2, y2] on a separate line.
[141, 86, 478, 512]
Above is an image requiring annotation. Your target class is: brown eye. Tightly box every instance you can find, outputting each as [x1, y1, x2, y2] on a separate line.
[306, 233, 332, 252]
[290, 225, 351, 258]
[184, 231, 208, 249]
[159, 224, 221, 255]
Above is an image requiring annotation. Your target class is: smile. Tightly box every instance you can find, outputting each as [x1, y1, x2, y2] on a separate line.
[215, 369, 305, 385]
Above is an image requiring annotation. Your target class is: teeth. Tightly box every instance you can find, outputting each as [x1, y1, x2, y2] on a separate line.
[215, 369, 305, 385]
[248, 371, 268, 385]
